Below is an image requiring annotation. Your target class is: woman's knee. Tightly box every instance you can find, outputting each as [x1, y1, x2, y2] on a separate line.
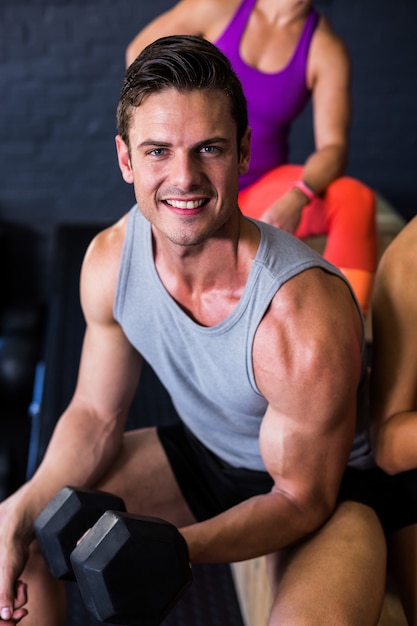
[326, 176, 376, 225]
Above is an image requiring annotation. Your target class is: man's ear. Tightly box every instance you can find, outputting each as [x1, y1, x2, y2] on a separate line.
[238, 127, 251, 176]
[115, 135, 134, 184]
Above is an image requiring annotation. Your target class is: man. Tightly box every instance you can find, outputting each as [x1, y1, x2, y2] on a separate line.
[126, 0, 377, 316]
[0, 36, 385, 625]
[371, 215, 417, 624]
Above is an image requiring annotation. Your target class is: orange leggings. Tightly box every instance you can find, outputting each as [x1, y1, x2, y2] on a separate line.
[239, 164, 377, 314]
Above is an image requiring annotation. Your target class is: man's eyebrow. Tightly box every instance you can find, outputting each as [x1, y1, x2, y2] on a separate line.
[137, 140, 172, 148]
[136, 136, 231, 150]
[196, 136, 230, 148]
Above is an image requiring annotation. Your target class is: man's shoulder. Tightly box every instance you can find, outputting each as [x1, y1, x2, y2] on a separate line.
[80, 212, 132, 304]
[254, 219, 337, 274]
[87, 213, 129, 262]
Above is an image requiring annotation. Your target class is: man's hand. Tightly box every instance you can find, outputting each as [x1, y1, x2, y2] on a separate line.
[0, 580, 28, 623]
[260, 188, 307, 232]
[0, 497, 30, 624]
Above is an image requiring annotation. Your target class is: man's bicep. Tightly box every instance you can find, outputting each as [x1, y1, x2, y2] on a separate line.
[73, 219, 142, 419]
[256, 332, 358, 509]
[259, 388, 355, 515]
[73, 318, 142, 423]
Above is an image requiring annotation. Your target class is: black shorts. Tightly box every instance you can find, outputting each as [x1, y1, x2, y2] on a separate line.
[338, 465, 417, 534]
[157, 422, 417, 534]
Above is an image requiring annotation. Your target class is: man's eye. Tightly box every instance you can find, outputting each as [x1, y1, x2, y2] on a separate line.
[201, 146, 218, 154]
[150, 148, 166, 156]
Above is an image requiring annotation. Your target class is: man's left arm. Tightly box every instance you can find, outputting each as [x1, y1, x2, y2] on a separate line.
[181, 269, 362, 563]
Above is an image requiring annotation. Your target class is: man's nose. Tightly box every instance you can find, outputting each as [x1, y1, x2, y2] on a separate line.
[170, 152, 201, 189]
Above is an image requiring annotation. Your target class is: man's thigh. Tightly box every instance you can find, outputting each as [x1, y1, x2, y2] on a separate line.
[95, 427, 197, 528]
[267, 501, 387, 626]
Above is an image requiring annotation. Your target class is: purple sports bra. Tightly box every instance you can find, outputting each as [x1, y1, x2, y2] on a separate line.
[215, 0, 320, 189]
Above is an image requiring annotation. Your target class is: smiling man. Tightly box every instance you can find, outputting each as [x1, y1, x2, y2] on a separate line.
[0, 36, 386, 625]
[116, 87, 249, 248]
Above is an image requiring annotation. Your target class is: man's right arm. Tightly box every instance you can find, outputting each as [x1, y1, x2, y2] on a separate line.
[0, 216, 142, 619]
[32, 219, 142, 495]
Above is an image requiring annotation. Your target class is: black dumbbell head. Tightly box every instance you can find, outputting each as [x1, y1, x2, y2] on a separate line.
[70, 511, 193, 626]
[33, 486, 126, 580]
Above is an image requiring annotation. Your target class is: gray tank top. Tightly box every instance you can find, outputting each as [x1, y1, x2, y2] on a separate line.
[114, 206, 373, 471]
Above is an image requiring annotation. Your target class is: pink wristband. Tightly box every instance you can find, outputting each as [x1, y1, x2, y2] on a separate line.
[292, 180, 315, 202]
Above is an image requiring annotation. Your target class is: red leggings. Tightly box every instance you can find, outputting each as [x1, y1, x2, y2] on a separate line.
[239, 165, 377, 313]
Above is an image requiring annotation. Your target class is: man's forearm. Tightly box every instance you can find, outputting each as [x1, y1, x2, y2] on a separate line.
[181, 489, 331, 564]
[18, 406, 124, 530]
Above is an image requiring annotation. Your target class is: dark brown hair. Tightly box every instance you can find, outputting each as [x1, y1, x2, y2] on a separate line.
[117, 35, 248, 152]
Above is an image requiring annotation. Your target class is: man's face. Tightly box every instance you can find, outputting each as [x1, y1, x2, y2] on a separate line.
[116, 88, 250, 247]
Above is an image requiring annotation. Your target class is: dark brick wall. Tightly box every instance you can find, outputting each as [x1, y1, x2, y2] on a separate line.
[0, 0, 176, 224]
[0, 0, 416, 296]
[292, 0, 417, 222]
[0, 0, 177, 295]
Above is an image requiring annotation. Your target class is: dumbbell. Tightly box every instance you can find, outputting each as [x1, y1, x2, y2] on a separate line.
[34, 486, 192, 625]
[33, 485, 126, 581]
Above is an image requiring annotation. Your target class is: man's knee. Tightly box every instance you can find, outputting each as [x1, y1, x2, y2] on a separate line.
[267, 502, 386, 626]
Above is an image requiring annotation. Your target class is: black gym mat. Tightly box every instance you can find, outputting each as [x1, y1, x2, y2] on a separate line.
[33, 224, 245, 626]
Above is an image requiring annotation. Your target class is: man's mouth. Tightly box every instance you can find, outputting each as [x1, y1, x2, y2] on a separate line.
[164, 198, 208, 210]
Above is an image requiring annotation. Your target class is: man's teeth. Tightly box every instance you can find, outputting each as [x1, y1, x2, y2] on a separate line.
[166, 199, 205, 209]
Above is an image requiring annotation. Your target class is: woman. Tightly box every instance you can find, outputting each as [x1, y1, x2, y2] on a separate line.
[127, 0, 377, 314]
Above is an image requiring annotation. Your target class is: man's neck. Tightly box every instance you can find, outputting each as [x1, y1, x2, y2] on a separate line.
[152, 216, 260, 326]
